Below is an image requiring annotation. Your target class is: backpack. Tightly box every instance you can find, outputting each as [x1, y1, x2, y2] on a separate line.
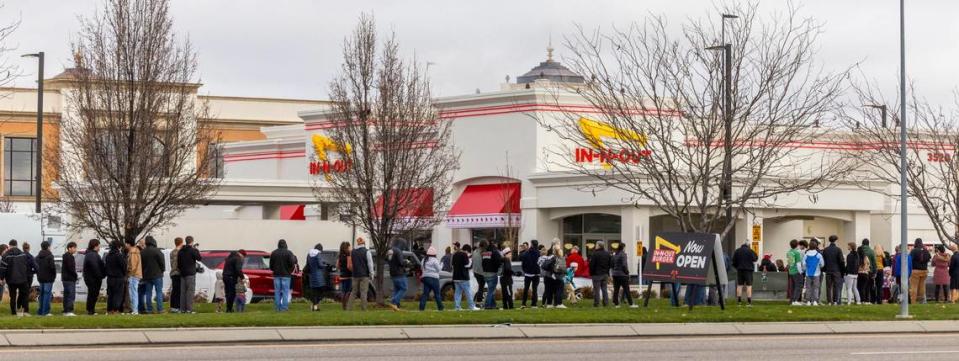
[804, 252, 821, 277]
[541, 257, 556, 277]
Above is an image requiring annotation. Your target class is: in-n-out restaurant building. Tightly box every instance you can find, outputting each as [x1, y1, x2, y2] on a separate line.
[217, 51, 934, 272]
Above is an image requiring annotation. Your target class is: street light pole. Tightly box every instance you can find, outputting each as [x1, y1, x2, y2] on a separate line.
[865, 104, 888, 128]
[22, 52, 43, 214]
[706, 43, 733, 249]
[896, 0, 910, 319]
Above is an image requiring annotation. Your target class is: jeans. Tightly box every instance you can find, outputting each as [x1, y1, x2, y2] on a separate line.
[857, 273, 873, 303]
[552, 278, 564, 306]
[128, 277, 140, 314]
[180, 275, 196, 312]
[789, 274, 804, 303]
[235, 295, 247, 312]
[85, 279, 102, 315]
[419, 277, 443, 311]
[107, 277, 125, 312]
[142, 277, 164, 313]
[137, 280, 147, 313]
[542, 277, 554, 306]
[668, 282, 681, 307]
[522, 276, 539, 306]
[223, 275, 237, 312]
[613, 276, 633, 306]
[473, 273, 486, 304]
[391, 277, 408, 307]
[38, 282, 53, 315]
[685, 284, 706, 306]
[274, 276, 292, 311]
[843, 274, 860, 303]
[346, 277, 370, 310]
[339, 278, 352, 309]
[62, 281, 76, 314]
[453, 280, 476, 310]
[484, 275, 499, 309]
[592, 277, 609, 306]
[804, 275, 821, 303]
[170, 275, 181, 310]
[825, 272, 843, 304]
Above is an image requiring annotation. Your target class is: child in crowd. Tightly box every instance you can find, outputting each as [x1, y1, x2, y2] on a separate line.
[882, 267, 895, 303]
[235, 274, 249, 313]
[565, 262, 578, 304]
[213, 271, 225, 313]
[500, 247, 514, 310]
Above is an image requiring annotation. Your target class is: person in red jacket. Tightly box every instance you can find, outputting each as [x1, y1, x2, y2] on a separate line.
[566, 246, 590, 278]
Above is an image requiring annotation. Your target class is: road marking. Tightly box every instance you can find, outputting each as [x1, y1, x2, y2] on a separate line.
[0, 331, 954, 354]
[852, 350, 959, 355]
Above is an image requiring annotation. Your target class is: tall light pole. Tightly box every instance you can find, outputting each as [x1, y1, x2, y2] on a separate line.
[865, 104, 888, 128]
[22, 52, 43, 215]
[707, 42, 733, 249]
[896, 0, 910, 319]
[717, 13, 737, 252]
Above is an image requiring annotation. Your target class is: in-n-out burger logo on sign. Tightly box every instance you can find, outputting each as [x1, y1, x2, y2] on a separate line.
[574, 117, 652, 168]
[309, 134, 352, 178]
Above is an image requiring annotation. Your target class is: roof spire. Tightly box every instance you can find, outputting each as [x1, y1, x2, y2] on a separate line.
[547, 33, 554, 61]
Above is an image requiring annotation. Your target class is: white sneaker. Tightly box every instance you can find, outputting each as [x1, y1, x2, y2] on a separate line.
[64, 313, 76, 317]
[44, 314, 53, 317]
[629, 305, 639, 308]
[813, 302, 820, 306]
[790, 302, 801, 306]
[615, 305, 621, 309]
[803, 302, 811, 306]
[545, 305, 554, 309]
[556, 305, 567, 309]
[470, 307, 481, 311]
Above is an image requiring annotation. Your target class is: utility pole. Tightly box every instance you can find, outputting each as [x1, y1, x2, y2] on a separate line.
[896, 0, 910, 319]
[22, 52, 44, 214]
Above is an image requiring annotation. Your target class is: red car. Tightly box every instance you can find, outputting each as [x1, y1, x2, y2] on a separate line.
[200, 250, 303, 301]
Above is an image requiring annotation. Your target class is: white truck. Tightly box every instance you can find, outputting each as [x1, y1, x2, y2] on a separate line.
[0, 213, 66, 254]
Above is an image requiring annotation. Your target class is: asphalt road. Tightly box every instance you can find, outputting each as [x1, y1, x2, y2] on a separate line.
[5, 332, 959, 361]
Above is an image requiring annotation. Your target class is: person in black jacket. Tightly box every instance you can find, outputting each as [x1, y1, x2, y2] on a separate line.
[451, 244, 478, 310]
[82, 239, 105, 315]
[140, 236, 165, 314]
[36, 241, 56, 316]
[520, 239, 541, 308]
[103, 240, 127, 314]
[387, 238, 409, 309]
[61, 242, 79, 316]
[589, 241, 612, 307]
[844, 242, 861, 304]
[269, 239, 297, 312]
[822, 235, 846, 305]
[1, 240, 31, 316]
[731, 242, 758, 306]
[909, 238, 932, 304]
[949, 246, 959, 303]
[177, 236, 202, 313]
[481, 241, 503, 309]
[222, 250, 244, 313]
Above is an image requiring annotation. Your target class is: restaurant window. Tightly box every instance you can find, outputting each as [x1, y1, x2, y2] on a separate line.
[3, 137, 37, 196]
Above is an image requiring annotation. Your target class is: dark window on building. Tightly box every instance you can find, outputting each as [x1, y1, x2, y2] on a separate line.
[3, 137, 37, 196]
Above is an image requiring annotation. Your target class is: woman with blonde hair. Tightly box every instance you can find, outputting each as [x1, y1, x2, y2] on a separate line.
[874, 244, 888, 303]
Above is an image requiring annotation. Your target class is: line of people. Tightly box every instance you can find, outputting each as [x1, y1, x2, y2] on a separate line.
[779, 235, 955, 305]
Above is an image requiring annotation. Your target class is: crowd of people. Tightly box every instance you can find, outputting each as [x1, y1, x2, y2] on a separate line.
[3, 232, 957, 317]
[741, 235, 959, 306]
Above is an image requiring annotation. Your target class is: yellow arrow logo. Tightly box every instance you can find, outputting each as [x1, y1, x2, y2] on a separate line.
[654, 235, 681, 270]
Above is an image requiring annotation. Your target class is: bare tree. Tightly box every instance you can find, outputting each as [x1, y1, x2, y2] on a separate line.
[318, 14, 457, 304]
[0, 196, 13, 213]
[54, 0, 219, 245]
[844, 81, 959, 246]
[542, 2, 853, 240]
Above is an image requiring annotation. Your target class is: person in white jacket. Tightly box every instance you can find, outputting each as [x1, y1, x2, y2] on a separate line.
[419, 247, 444, 311]
[800, 238, 825, 306]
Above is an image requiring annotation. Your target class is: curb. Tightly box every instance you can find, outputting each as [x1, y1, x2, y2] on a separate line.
[1, 321, 958, 347]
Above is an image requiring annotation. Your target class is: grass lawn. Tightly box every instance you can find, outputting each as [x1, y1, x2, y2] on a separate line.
[0, 299, 957, 329]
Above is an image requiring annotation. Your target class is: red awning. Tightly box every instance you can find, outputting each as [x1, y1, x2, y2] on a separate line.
[279, 204, 306, 220]
[374, 188, 434, 218]
[447, 183, 521, 228]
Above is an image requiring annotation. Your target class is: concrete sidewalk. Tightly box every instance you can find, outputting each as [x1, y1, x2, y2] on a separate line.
[1, 320, 957, 347]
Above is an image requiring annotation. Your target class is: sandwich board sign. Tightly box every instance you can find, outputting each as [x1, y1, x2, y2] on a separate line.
[642, 232, 727, 310]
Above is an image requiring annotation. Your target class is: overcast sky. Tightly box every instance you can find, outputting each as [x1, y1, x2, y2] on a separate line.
[3, 0, 957, 105]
